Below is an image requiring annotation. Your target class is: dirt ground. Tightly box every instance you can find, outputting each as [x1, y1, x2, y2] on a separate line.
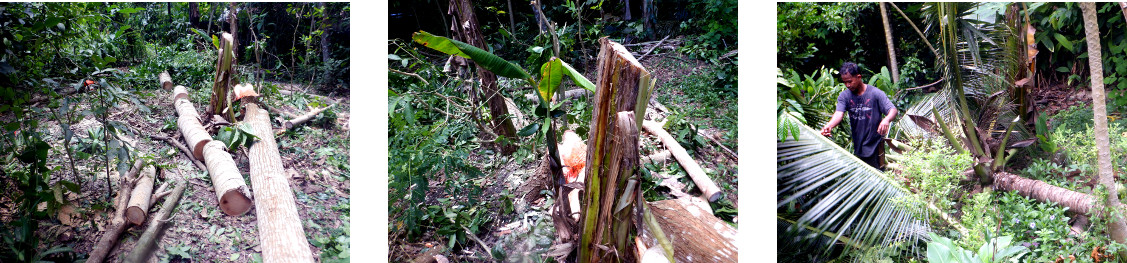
[0, 80, 350, 262]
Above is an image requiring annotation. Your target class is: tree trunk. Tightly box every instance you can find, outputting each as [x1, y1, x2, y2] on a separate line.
[638, 199, 738, 263]
[87, 160, 144, 263]
[208, 33, 238, 122]
[201, 140, 253, 216]
[994, 172, 1103, 215]
[244, 102, 315, 262]
[1080, 2, 1127, 252]
[173, 85, 210, 161]
[451, 0, 517, 155]
[125, 165, 156, 225]
[320, 2, 331, 63]
[642, 121, 723, 202]
[578, 37, 648, 263]
[880, 2, 899, 84]
[159, 71, 174, 90]
[125, 178, 188, 263]
[189, 3, 200, 29]
[228, 3, 239, 59]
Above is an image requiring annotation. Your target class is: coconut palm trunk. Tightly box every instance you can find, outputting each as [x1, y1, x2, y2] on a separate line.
[880, 2, 899, 84]
[1079, 1, 1127, 252]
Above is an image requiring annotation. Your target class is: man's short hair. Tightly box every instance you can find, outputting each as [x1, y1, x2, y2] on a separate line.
[841, 62, 861, 77]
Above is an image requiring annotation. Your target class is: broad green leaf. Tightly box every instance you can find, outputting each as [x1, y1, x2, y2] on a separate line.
[211, 34, 220, 50]
[539, 58, 565, 103]
[413, 31, 530, 79]
[560, 60, 596, 92]
[412, 31, 468, 58]
[518, 123, 540, 137]
[1054, 33, 1073, 52]
[388, 54, 402, 60]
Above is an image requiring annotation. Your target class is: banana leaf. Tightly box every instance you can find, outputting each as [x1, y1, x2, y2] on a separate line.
[412, 31, 531, 80]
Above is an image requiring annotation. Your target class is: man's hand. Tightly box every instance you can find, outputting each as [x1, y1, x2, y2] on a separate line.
[821, 125, 833, 137]
[878, 119, 891, 136]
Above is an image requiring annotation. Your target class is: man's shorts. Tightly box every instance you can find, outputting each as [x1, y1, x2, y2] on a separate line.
[859, 140, 886, 171]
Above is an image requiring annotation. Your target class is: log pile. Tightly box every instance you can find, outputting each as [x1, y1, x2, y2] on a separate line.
[170, 78, 253, 216]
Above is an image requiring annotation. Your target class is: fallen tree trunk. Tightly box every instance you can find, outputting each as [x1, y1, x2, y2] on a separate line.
[641, 121, 723, 202]
[993, 172, 1127, 216]
[641, 150, 672, 165]
[201, 140, 253, 216]
[87, 160, 144, 263]
[173, 86, 210, 160]
[283, 104, 334, 129]
[244, 102, 315, 262]
[124, 178, 188, 263]
[638, 199, 737, 263]
[125, 165, 156, 225]
[159, 71, 174, 90]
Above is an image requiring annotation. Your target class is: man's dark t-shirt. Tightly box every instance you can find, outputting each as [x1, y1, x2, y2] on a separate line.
[835, 84, 896, 158]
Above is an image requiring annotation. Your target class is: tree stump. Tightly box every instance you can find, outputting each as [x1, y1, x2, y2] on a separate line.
[577, 37, 649, 263]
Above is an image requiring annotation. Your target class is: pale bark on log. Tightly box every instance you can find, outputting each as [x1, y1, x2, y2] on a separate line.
[124, 179, 188, 263]
[641, 150, 672, 165]
[172, 85, 191, 107]
[284, 104, 334, 129]
[159, 71, 174, 90]
[178, 114, 211, 160]
[993, 172, 1127, 216]
[245, 102, 315, 262]
[201, 140, 253, 216]
[642, 121, 723, 202]
[524, 89, 592, 102]
[125, 165, 156, 225]
[87, 159, 144, 263]
[639, 199, 737, 263]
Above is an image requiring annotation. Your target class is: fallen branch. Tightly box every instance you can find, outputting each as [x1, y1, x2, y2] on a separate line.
[201, 140, 254, 216]
[641, 150, 672, 165]
[124, 178, 188, 263]
[389, 68, 430, 86]
[523, 89, 591, 102]
[284, 104, 334, 129]
[87, 159, 144, 263]
[148, 134, 206, 171]
[704, 133, 737, 161]
[642, 120, 723, 202]
[637, 35, 670, 61]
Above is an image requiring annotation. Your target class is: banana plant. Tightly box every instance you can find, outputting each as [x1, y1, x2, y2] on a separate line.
[413, 28, 596, 224]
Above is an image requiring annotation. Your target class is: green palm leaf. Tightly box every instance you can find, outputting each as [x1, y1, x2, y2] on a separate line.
[412, 31, 531, 80]
[778, 114, 932, 258]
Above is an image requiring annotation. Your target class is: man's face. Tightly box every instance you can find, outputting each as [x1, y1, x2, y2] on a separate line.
[841, 73, 862, 93]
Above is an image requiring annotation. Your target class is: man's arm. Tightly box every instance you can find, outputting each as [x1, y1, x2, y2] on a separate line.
[878, 107, 898, 136]
[821, 111, 845, 136]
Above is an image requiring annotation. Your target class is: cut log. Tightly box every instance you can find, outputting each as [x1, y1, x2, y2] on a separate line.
[124, 178, 188, 263]
[125, 165, 156, 225]
[87, 159, 144, 263]
[642, 121, 723, 202]
[283, 104, 334, 129]
[177, 114, 211, 160]
[523, 88, 592, 102]
[201, 140, 253, 216]
[159, 71, 174, 90]
[994, 171, 1127, 216]
[172, 85, 191, 107]
[639, 199, 738, 263]
[641, 150, 672, 165]
[244, 102, 315, 262]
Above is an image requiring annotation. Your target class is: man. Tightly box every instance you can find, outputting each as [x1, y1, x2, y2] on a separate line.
[821, 62, 898, 171]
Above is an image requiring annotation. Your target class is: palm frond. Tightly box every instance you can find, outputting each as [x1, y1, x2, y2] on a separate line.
[778, 114, 932, 259]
